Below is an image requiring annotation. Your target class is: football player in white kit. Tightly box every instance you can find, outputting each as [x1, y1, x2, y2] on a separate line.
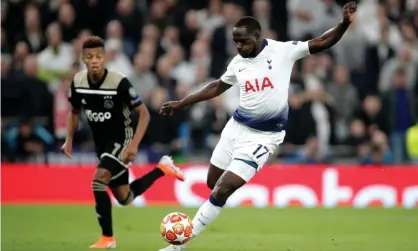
[159, 2, 357, 250]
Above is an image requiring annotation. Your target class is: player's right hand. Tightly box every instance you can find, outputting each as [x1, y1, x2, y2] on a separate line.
[61, 140, 73, 158]
[342, 1, 357, 24]
[160, 101, 181, 116]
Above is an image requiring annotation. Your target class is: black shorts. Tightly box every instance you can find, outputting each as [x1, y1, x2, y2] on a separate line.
[96, 140, 131, 189]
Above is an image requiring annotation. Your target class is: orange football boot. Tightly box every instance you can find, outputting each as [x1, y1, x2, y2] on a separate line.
[89, 236, 116, 249]
[157, 155, 185, 181]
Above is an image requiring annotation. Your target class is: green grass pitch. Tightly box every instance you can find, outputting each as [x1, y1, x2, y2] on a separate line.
[2, 205, 418, 251]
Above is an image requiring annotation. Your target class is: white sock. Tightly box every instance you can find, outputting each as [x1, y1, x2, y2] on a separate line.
[176, 198, 224, 249]
[191, 199, 222, 235]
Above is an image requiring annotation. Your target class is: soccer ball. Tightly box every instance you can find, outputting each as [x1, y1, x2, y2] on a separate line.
[160, 212, 193, 245]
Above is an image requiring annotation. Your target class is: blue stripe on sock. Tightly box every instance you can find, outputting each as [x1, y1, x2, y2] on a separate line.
[209, 195, 226, 207]
[234, 158, 258, 169]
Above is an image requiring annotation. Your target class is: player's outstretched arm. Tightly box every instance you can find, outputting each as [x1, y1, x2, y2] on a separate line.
[160, 79, 231, 115]
[308, 1, 357, 54]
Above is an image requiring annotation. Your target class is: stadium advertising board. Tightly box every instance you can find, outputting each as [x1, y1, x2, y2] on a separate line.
[2, 164, 418, 208]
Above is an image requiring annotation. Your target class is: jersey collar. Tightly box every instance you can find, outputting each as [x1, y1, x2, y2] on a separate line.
[87, 69, 108, 89]
[256, 38, 268, 57]
[245, 38, 268, 59]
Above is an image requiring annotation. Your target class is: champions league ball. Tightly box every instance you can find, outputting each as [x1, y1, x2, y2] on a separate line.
[160, 212, 194, 245]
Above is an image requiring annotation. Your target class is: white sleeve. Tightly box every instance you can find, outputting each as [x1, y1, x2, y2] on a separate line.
[220, 63, 238, 86]
[284, 41, 311, 61]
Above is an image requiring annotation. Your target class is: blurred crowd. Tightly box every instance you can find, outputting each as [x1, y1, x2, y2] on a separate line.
[1, 0, 418, 165]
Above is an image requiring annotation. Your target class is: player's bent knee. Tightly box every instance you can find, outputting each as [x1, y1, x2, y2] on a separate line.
[93, 167, 112, 183]
[117, 191, 133, 206]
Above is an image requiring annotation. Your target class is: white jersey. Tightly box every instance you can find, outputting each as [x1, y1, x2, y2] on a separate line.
[220, 38, 310, 132]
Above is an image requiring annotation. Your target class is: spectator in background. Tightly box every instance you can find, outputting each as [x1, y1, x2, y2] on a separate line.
[303, 56, 334, 154]
[115, 0, 143, 43]
[106, 20, 136, 59]
[190, 40, 211, 73]
[315, 0, 342, 37]
[333, 20, 368, 99]
[141, 23, 161, 45]
[398, 18, 417, 45]
[382, 67, 417, 163]
[315, 52, 334, 83]
[129, 52, 158, 104]
[156, 56, 177, 99]
[354, 95, 389, 135]
[205, 96, 231, 150]
[379, 42, 418, 92]
[289, 64, 305, 93]
[1, 55, 31, 118]
[158, 25, 180, 58]
[37, 22, 73, 85]
[20, 4, 46, 53]
[58, 3, 79, 43]
[356, 2, 403, 50]
[105, 38, 134, 76]
[138, 38, 158, 62]
[196, 29, 212, 45]
[252, 0, 278, 38]
[1, 27, 11, 55]
[361, 130, 394, 165]
[74, 0, 109, 37]
[170, 44, 195, 87]
[21, 55, 53, 127]
[328, 66, 358, 141]
[210, 2, 243, 78]
[287, 0, 323, 40]
[188, 65, 215, 150]
[7, 118, 53, 162]
[196, 0, 224, 34]
[384, 0, 404, 23]
[180, 10, 199, 54]
[343, 119, 370, 157]
[284, 91, 317, 146]
[364, 21, 396, 94]
[11, 41, 30, 76]
[147, 0, 170, 30]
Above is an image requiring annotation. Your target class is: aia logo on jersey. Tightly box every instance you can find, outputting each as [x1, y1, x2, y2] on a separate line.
[292, 41, 298, 45]
[244, 77, 274, 93]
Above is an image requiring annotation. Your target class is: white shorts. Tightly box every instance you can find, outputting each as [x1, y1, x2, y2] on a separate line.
[210, 118, 286, 182]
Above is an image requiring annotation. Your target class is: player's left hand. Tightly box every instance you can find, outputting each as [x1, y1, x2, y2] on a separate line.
[342, 1, 357, 24]
[121, 143, 137, 164]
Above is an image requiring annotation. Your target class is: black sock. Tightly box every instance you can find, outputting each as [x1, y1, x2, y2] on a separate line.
[130, 168, 164, 197]
[92, 180, 113, 237]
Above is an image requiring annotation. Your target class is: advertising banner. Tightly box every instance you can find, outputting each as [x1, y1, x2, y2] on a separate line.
[2, 164, 418, 208]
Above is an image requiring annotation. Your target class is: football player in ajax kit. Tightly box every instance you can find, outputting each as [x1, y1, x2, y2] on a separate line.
[61, 36, 185, 249]
[159, 2, 357, 250]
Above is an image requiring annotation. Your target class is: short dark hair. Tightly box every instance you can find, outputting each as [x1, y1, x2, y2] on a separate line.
[234, 16, 262, 34]
[82, 36, 104, 50]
